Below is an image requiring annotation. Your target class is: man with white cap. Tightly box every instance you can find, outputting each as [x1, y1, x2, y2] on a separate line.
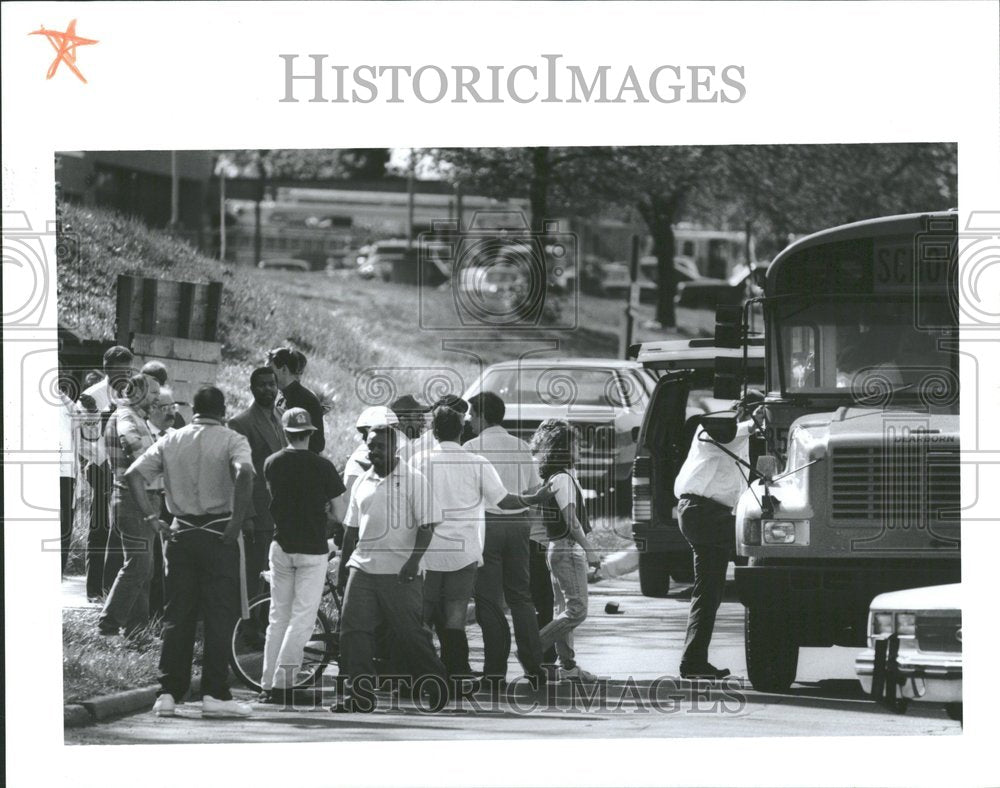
[258, 407, 346, 703]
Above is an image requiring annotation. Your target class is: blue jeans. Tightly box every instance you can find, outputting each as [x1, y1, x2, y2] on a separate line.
[99, 488, 156, 633]
[538, 540, 589, 670]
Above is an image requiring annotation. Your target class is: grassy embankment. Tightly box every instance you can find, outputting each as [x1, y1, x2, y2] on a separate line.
[59, 204, 634, 698]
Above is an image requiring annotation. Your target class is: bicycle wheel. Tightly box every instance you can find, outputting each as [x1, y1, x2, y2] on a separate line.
[230, 594, 335, 692]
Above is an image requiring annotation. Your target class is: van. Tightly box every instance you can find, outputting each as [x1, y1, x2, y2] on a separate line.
[629, 338, 765, 597]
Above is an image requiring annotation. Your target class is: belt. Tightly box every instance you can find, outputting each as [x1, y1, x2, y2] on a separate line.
[679, 493, 732, 509]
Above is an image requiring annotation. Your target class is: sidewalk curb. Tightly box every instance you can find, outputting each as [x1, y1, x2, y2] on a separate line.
[65, 678, 201, 729]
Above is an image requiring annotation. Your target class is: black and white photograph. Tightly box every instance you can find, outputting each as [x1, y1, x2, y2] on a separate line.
[2, 2, 998, 785]
[52, 143, 963, 742]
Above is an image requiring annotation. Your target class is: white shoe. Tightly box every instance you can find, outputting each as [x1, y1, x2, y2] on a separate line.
[560, 666, 599, 683]
[201, 695, 253, 718]
[153, 694, 176, 717]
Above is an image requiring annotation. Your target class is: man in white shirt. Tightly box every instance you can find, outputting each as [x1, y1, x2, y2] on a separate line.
[465, 391, 546, 687]
[337, 423, 449, 711]
[411, 406, 554, 681]
[76, 345, 134, 600]
[672, 391, 762, 680]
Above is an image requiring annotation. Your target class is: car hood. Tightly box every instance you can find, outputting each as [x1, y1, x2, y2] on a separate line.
[869, 583, 962, 612]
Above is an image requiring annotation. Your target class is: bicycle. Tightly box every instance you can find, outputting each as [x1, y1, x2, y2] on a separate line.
[229, 552, 343, 692]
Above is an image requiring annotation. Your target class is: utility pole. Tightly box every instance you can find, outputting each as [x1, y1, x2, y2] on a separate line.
[169, 151, 180, 230]
[620, 234, 640, 358]
[406, 149, 416, 251]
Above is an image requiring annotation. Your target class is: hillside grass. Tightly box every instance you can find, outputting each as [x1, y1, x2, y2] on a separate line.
[58, 202, 629, 468]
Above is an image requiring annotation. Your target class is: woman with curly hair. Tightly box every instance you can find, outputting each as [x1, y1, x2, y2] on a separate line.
[529, 419, 602, 683]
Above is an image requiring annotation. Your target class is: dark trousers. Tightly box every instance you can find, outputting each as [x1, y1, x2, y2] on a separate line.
[148, 492, 170, 619]
[677, 495, 734, 668]
[340, 568, 447, 694]
[104, 515, 125, 594]
[529, 539, 557, 664]
[158, 529, 240, 701]
[84, 463, 111, 598]
[60, 477, 75, 576]
[474, 513, 544, 680]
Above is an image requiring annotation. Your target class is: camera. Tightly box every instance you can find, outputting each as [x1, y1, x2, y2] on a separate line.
[417, 210, 578, 330]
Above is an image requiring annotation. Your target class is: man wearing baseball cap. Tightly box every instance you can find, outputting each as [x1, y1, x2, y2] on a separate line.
[258, 407, 346, 703]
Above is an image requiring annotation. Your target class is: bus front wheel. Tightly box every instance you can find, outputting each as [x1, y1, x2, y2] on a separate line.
[745, 605, 799, 693]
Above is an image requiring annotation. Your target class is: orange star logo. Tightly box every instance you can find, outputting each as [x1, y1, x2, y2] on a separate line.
[29, 19, 98, 84]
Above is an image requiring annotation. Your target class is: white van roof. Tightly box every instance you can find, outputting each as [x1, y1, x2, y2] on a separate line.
[631, 337, 765, 370]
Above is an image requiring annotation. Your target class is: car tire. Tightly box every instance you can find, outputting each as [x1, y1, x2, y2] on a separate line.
[638, 550, 671, 598]
[745, 605, 799, 693]
[945, 703, 963, 722]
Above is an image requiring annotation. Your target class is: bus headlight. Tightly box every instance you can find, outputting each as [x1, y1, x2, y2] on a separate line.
[762, 520, 809, 545]
[895, 613, 917, 637]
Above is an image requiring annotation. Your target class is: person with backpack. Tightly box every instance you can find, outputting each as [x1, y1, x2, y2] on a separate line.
[529, 419, 602, 683]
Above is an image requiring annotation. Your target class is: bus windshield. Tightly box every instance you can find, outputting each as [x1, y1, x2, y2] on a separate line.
[774, 297, 957, 409]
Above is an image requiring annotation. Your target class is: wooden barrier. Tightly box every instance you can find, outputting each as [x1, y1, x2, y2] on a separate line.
[116, 275, 223, 415]
[116, 274, 222, 345]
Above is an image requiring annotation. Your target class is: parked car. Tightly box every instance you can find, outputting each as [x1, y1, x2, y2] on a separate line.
[463, 358, 659, 509]
[674, 262, 768, 309]
[258, 258, 310, 272]
[358, 239, 409, 281]
[855, 583, 962, 722]
[600, 255, 702, 302]
[629, 338, 765, 596]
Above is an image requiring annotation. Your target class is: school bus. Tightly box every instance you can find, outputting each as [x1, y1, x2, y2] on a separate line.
[722, 212, 960, 692]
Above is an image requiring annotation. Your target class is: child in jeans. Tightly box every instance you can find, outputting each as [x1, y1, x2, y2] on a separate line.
[530, 420, 602, 682]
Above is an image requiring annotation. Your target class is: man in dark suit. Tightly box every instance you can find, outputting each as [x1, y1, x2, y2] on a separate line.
[228, 367, 287, 592]
[269, 348, 326, 454]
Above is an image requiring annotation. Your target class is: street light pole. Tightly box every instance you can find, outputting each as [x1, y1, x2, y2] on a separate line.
[219, 168, 227, 262]
[406, 150, 416, 251]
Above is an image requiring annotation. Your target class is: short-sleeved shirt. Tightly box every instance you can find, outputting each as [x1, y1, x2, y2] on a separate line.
[673, 422, 751, 509]
[129, 416, 253, 516]
[345, 460, 440, 575]
[276, 380, 326, 454]
[105, 404, 156, 491]
[397, 429, 436, 463]
[264, 448, 346, 555]
[411, 441, 508, 572]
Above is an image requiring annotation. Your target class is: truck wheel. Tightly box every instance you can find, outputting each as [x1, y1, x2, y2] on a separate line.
[745, 606, 799, 693]
[638, 550, 671, 597]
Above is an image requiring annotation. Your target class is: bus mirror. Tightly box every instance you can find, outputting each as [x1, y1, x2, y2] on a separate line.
[714, 305, 742, 349]
[714, 355, 743, 400]
[701, 413, 738, 444]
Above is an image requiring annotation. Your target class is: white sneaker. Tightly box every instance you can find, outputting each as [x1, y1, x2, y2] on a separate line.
[560, 666, 599, 683]
[201, 695, 253, 718]
[153, 694, 176, 717]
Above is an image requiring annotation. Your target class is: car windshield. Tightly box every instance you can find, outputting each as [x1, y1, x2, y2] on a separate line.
[774, 297, 957, 410]
[480, 367, 645, 408]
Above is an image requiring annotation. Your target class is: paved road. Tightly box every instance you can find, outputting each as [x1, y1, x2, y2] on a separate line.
[65, 573, 959, 744]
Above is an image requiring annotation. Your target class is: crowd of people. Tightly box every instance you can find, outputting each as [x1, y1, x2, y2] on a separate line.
[62, 344, 634, 718]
